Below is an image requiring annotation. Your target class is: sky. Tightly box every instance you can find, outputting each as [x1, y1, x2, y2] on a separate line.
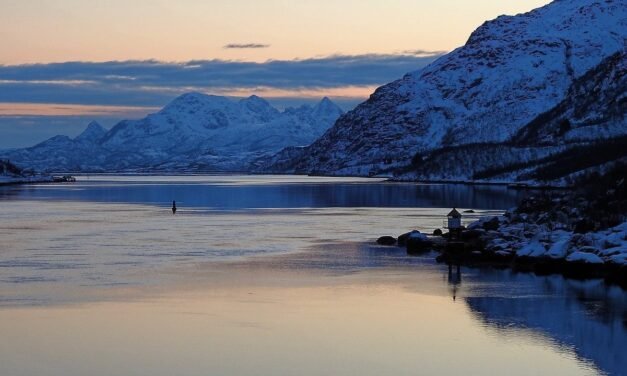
[0, 0, 550, 148]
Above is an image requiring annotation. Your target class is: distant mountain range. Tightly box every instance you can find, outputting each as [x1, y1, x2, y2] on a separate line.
[261, 0, 626, 185]
[2, 94, 343, 172]
[4, 0, 625, 184]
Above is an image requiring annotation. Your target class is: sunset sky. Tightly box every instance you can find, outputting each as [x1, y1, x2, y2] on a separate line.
[0, 0, 550, 147]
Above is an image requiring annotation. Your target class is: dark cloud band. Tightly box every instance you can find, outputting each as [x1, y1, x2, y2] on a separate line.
[223, 43, 270, 49]
[0, 52, 444, 107]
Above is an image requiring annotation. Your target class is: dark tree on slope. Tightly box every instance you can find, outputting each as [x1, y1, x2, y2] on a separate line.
[1, 160, 22, 175]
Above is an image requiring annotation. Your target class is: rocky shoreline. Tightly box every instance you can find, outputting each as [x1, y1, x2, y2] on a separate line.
[379, 170, 627, 288]
[438, 214, 627, 288]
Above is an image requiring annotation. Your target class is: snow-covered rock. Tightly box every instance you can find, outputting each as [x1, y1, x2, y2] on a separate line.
[566, 251, 604, 264]
[516, 241, 546, 258]
[546, 238, 571, 259]
[477, 218, 627, 267]
[408, 231, 428, 241]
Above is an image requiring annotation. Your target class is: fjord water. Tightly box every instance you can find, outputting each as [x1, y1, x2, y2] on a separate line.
[0, 175, 624, 376]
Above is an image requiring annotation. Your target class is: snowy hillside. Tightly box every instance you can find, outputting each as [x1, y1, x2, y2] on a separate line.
[395, 51, 626, 184]
[267, 0, 626, 179]
[513, 51, 626, 145]
[4, 121, 111, 172]
[2, 94, 343, 172]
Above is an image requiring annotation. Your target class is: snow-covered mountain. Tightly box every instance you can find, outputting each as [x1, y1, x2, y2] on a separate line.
[513, 51, 625, 145]
[75, 121, 108, 143]
[265, 0, 626, 181]
[4, 121, 111, 172]
[393, 51, 626, 184]
[2, 94, 343, 172]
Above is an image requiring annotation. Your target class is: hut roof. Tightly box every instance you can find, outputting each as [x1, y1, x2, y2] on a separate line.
[447, 208, 462, 218]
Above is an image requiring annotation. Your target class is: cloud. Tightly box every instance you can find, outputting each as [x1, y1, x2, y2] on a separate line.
[0, 52, 444, 107]
[402, 49, 449, 57]
[0, 79, 97, 85]
[0, 102, 158, 117]
[223, 43, 270, 49]
[0, 52, 451, 147]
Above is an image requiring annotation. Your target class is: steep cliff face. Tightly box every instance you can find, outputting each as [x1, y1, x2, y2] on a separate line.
[273, 0, 626, 177]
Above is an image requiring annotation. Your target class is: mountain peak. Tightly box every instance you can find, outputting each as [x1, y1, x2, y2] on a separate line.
[315, 96, 337, 108]
[167, 92, 214, 105]
[86, 120, 104, 130]
[75, 121, 107, 142]
[239, 95, 279, 117]
[161, 92, 233, 115]
[176, 92, 207, 101]
[241, 94, 271, 106]
[313, 97, 343, 117]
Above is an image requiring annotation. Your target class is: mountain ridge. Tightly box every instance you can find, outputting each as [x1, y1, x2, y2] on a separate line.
[2, 93, 344, 172]
[265, 0, 626, 180]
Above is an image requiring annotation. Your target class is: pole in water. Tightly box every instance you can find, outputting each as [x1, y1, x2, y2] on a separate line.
[172, 200, 177, 215]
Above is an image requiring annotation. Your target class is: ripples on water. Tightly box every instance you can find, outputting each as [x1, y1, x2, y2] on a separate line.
[0, 175, 624, 376]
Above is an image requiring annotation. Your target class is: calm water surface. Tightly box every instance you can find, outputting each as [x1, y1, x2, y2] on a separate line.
[0, 175, 624, 376]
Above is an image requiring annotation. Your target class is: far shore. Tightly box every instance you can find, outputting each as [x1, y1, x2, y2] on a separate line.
[0, 175, 74, 187]
[2, 170, 571, 191]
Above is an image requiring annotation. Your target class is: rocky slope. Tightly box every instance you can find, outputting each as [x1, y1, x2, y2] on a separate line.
[513, 51, 625, 145]
[2, 94, 343, 172]
[396, 51, 627, 184]
[265, 0, 626, 181]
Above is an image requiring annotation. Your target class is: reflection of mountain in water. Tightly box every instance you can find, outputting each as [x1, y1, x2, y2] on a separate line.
[460, 269, 627, 375]
[1, 179, 529, 210]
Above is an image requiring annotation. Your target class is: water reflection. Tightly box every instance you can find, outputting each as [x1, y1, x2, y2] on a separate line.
[0, 175, 532, 209]
[445, 265, 626, 376]
[447, 264, 462, 301]
[1, 175, 622, 375]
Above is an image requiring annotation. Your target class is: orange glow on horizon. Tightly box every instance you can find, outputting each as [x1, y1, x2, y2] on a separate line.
[0, 103, 159, 117]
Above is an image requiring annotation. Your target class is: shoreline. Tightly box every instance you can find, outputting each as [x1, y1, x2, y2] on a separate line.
[9, 170, 574, 190]
[434, 247, 627, 289]
[383, 231, 627, 289]
[385, 186, 627, 289]
[0, 175, 75, 187]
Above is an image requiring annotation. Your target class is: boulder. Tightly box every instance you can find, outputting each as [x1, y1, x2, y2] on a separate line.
[406, 231, 433, 254]
[516, 241, 546, 258]
[461, 229, 483, 241]
[482, 217, 501, 231]
[566, 251, 603, 264]
[377, 236, 397, 246]
[397, 232, 411, 246]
